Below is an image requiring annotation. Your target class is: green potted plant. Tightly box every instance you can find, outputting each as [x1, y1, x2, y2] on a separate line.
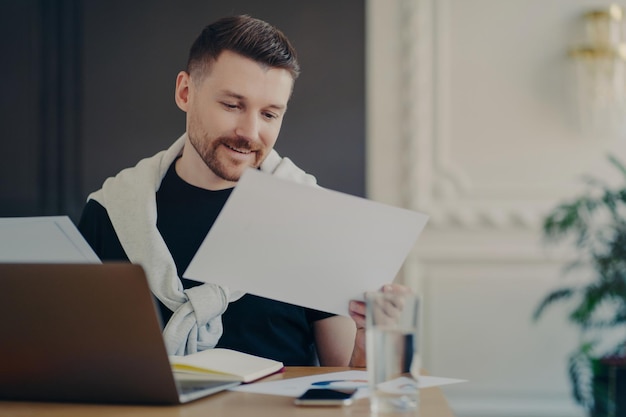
[533, 155, 626, 417]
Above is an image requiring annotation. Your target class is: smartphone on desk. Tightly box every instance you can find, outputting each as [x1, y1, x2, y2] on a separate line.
[294, 388, 357, 406]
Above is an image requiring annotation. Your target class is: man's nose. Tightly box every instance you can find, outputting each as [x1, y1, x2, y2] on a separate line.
[234, 113, 260, 141]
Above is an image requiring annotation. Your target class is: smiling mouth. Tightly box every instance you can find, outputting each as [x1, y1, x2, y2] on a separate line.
[224, 144, 253, 155]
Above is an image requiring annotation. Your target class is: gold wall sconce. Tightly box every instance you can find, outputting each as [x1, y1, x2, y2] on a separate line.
[569, 4, 626, 136]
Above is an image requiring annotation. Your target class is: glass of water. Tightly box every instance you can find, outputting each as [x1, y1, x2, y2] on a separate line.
[366, 291, 420, 414]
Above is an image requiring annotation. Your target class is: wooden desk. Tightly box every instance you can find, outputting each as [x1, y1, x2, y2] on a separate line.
[0, 367, 455, 417]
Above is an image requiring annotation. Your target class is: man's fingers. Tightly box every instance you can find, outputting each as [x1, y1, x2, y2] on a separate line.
[349, 300, 366, 328]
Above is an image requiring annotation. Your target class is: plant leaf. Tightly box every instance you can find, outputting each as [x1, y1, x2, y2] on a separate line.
[533, 288, 575, 321]
[567, 345, 594, 410]
[607, 153, 626, 181]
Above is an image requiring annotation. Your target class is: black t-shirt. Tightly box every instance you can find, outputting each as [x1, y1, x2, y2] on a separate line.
[78, 161, 332, 365]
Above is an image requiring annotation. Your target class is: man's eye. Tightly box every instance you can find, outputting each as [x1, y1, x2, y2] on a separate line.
[263, 112, 278, 120]
[222, 102, 238, 109]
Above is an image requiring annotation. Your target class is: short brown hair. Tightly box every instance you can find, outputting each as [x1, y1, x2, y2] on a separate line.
[186, 15, 300, 81]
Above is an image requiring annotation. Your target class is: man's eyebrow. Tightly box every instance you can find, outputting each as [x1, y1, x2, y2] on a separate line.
[218, 90, 286, 111]
[219, 90, 244, 100]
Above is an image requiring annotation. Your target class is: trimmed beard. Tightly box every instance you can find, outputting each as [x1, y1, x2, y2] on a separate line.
[187, 127, 265, 182]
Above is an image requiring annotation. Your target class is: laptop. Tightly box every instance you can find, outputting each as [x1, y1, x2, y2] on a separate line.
[0, 263, 240, 404]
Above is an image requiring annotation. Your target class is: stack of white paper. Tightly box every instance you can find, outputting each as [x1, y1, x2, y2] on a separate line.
[0, 216, 100, 263]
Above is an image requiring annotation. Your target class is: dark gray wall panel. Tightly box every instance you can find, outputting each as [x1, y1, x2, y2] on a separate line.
[0, 1, 42, 216]
[1, 0, 364, 221]
[81, 0, 365, 200]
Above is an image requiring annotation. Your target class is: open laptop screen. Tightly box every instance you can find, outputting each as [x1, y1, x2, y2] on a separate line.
[0, 263, 229, 404]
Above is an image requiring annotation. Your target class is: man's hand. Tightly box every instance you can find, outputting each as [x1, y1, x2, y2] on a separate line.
[348, 283, 413, 367]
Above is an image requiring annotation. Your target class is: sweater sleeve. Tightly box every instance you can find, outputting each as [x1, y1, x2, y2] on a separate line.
[78, 199, 130, 262]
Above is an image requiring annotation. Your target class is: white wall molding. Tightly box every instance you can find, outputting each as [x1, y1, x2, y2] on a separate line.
[413, 229, 575, 263]
[365, 1, 610, 416]
[400, 0, 626, 231]
[412, 0, 549, 230]
[366, 0, 403, 207]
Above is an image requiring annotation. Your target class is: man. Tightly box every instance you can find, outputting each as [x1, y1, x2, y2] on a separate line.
[79, 15, 401, 367]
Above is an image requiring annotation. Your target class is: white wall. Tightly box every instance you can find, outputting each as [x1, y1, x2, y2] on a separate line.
[366, 1, 626, 416]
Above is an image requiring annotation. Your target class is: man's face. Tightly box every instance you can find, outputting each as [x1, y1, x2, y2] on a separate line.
[176, 50, 293, 185]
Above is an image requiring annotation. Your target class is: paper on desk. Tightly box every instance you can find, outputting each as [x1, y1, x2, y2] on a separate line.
[230, 370, 466, 398]
[0, 216, 100, 263]
[183, 169, 429, 316]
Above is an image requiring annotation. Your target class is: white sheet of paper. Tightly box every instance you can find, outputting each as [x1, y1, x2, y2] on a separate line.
[230, 370, 466, 398]
[184, 169, 429, 316]
[0, 216, 100, 263]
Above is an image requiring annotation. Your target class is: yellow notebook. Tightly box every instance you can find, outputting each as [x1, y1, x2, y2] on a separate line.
[169, 348, 284, 383]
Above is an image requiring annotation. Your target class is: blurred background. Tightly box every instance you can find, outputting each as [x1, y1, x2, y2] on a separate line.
[4, 0, 626, 416]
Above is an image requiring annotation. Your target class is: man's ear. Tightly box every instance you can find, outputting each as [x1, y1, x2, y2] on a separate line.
[174, 71, 191, 112]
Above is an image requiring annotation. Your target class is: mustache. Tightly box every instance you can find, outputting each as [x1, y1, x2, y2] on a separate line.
[218, 136, 259, 151]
